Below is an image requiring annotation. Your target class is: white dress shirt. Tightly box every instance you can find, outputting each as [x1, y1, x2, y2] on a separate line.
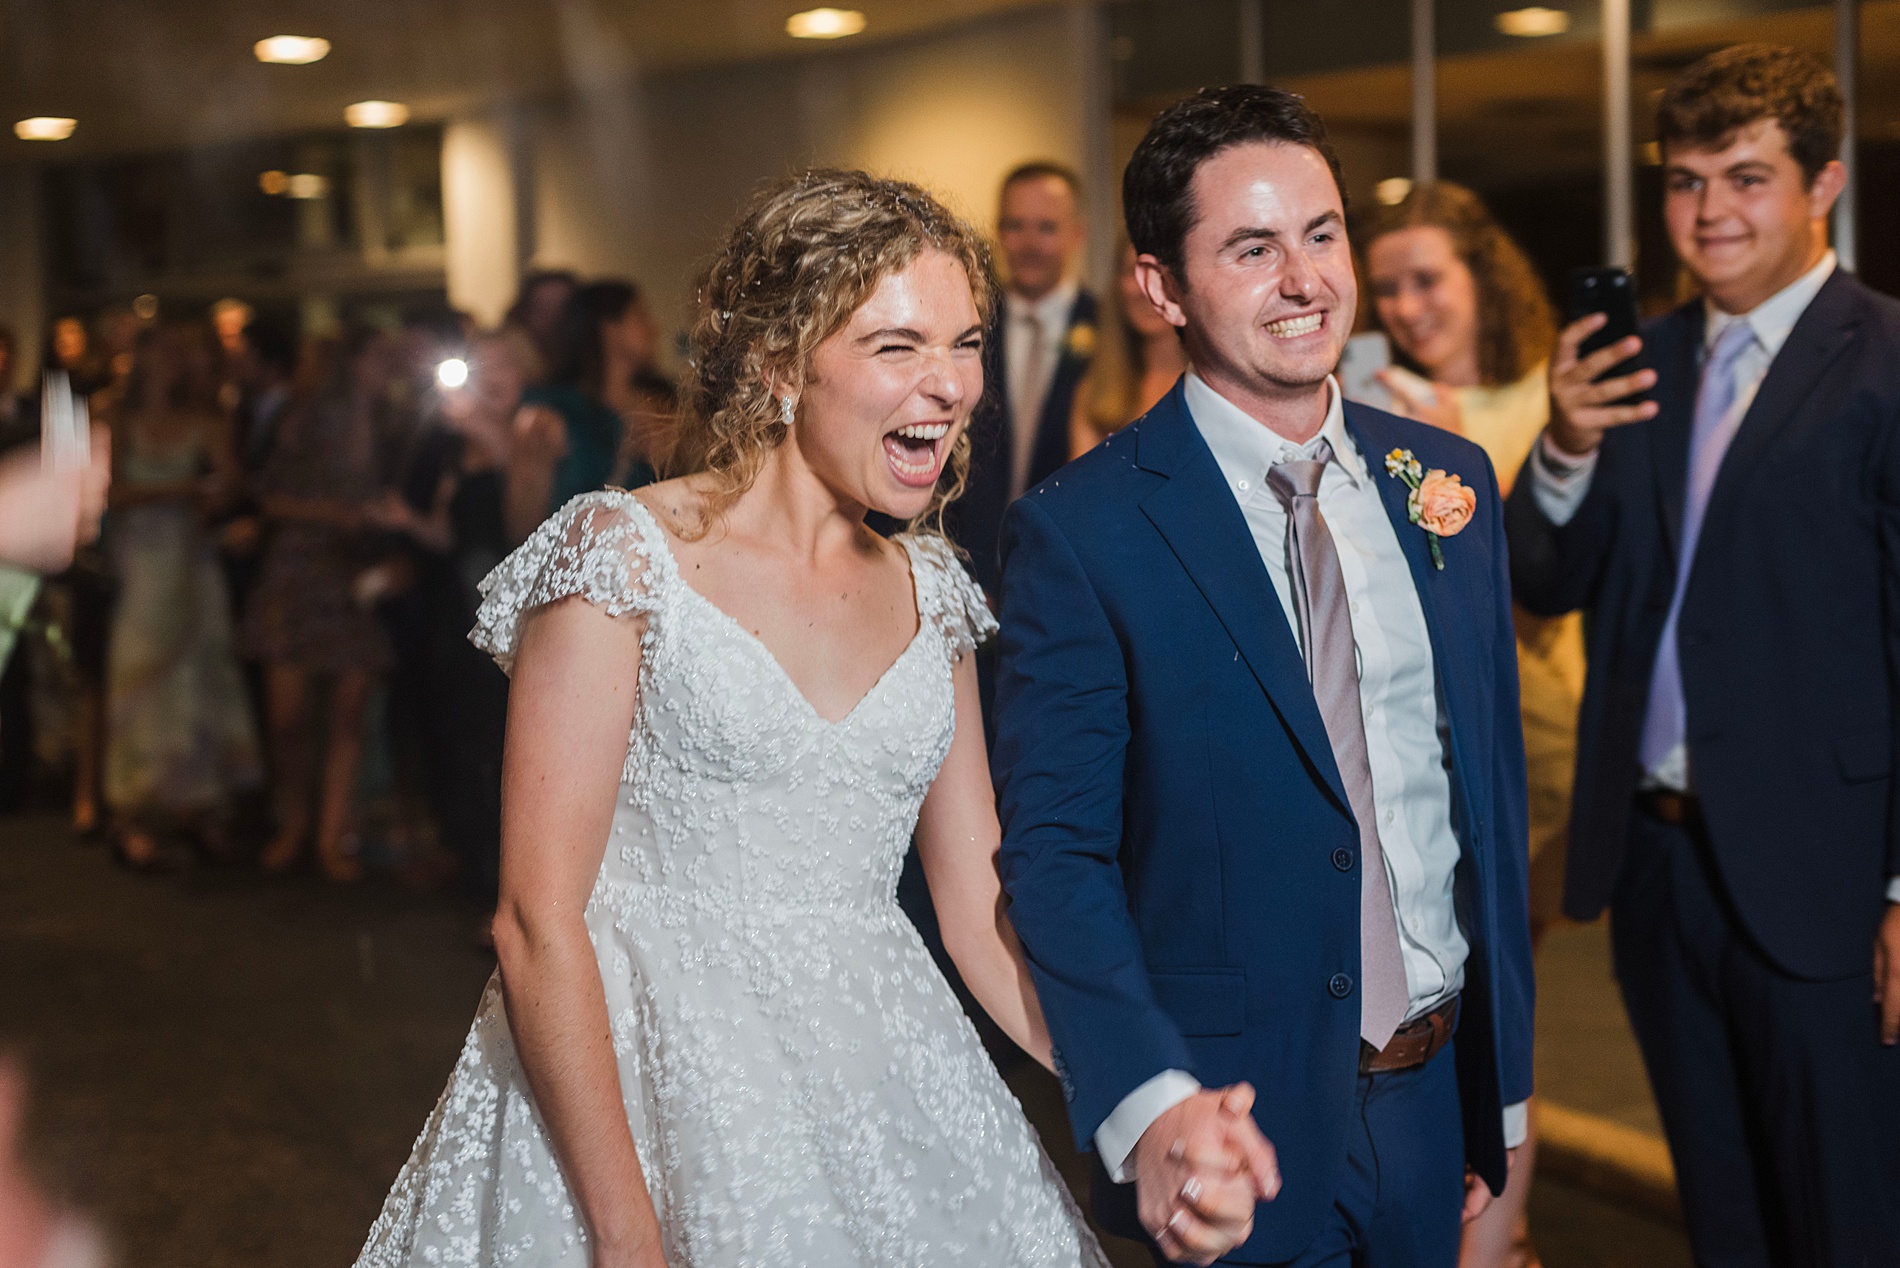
[1094, 372, 1527, 1182]
[1527, 252, 1899, 906]
[1004, 279, 1079, 498]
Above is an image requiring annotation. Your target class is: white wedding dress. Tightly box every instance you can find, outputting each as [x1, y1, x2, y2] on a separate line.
[354, 491, 1107, 1268]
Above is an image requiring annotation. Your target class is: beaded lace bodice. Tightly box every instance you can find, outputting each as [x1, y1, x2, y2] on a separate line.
[471, 490, 996, 916]
[355, 491, 1105, 1268]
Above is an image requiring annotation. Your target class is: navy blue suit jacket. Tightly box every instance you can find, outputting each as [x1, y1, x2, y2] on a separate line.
[1507, 270, 1900, 980]
[946, 288, 1097, 597]
[993, 382, 1534, 1261]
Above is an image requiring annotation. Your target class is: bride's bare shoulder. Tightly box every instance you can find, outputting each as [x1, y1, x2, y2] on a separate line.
[628, 476, 718, 544]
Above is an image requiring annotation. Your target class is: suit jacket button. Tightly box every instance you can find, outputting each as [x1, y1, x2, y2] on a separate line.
[1328, 973, 1354, 999]
[1331, 847, 1355, 872]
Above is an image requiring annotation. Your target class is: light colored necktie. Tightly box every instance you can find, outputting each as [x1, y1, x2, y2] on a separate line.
[1009, 312, 1047, 499]
[1266, 440, 1410, 1049]
[1639, 318, 1759, 772]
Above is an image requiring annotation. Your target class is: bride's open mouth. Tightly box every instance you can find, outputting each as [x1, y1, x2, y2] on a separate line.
[883, 420, 951, 488]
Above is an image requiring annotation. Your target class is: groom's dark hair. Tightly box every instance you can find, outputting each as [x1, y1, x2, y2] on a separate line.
[1123, 85, 1346, 283]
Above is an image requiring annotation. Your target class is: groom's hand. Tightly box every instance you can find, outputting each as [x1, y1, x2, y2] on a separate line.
[1133, 1083, 1280, 1265]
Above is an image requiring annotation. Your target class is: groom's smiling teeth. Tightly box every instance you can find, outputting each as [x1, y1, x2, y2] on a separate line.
[1265, 313, 1324, 339]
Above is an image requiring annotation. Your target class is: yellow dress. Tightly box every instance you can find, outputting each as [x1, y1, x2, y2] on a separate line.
[1454, 365, 1583, 927]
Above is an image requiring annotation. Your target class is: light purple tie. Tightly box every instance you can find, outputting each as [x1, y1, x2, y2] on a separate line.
[1267, 442, 1410, 1050]
[1639, 318, 1758, 773]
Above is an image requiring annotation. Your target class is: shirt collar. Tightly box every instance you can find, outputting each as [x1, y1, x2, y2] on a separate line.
[1704, 249, 1835, 360]
[1008, 278, 1079, 330]
[1183, 370, 1362, 493]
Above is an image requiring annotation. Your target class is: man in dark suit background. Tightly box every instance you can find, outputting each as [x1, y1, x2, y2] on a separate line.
[947, 161, 1097, 597]
[1508, 44, 1900, 1266]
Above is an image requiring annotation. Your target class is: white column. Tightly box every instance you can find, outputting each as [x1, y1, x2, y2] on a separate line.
[1239, 0, 1265, 86]
[1603, 0, 1634, 269]
[442, 114, 526, 328]
[1073, 0, 1116, 293]
[0, 166, 45, 393]
[1411, 0, 1436, 184]
[1835, 0, 1858, 272]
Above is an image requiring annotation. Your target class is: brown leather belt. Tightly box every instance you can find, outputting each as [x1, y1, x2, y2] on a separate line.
[1635, 789, 1703, 828]
[1360, 995, 1459, 1074]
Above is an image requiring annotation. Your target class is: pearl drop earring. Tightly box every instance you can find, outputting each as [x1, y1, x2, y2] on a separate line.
[779, 395, 796, 427]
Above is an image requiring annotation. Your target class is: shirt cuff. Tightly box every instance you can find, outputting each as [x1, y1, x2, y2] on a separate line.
[1887, 876, 1900, 904]
[1095, 1069, 1203, 1184]
[1503, 1100, 1530, 1150]
[1529, 432, 1598, 527]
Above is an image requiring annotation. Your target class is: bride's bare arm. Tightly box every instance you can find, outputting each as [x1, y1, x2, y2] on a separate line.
[492, 596, 666, 1268]
[914, 652, 1055, 1072]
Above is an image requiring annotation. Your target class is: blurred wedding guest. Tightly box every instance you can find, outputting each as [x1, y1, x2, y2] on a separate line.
[1511, 46, 1900, 1265]
[0, 326, 30, 451]
[1069, 239, 1186, 456]
[1364, 180, 1574, 1268]
[242, 327, 401, 883]
[946, 161, 1096, 596]
[41, 316, 105, 398]
[370, 329, 523, 921]
[505, 280, 657, 544]
[502, 268, 579, 381]
[0, 1061, 110, 1268]
[101, 324, 262, 871]
[208, 298, 254, 412]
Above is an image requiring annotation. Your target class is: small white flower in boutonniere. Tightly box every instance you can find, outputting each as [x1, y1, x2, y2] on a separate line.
[1383, 448, 1476, 570]
[1064, 322, 1097, 360]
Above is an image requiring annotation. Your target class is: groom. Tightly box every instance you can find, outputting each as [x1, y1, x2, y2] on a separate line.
[993, 86, 1534, 1265]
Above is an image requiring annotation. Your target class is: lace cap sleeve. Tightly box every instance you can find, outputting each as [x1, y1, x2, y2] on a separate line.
[470, 491, 663, 673]
[904, 533, 997, 658]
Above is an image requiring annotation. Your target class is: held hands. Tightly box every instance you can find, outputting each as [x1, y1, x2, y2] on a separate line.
[1874, 903, 1900, 1046]
[1133, 1084, 1280, 1265]
[1547, 313, 1660, 457]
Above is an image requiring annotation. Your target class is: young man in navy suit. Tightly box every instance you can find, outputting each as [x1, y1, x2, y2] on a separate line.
[1508, 44, 1900, 1266]
[994, 86, 1534, 1266]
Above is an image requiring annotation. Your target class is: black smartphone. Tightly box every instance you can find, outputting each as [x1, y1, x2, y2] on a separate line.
[1567, 267, 1649, 407]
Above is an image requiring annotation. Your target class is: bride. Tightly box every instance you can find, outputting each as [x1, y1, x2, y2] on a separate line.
[353, 171, 1108, 1267]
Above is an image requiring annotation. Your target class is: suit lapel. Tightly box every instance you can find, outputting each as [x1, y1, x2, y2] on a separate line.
[1345, 407, 1490, 851]
[1697, 273, 1862, 553]
[1135, 387, 1351, 814]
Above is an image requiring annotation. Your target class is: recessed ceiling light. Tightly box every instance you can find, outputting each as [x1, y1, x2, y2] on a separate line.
[1495, 7, 1570, 37]
[285, 174, 329, 200]
[254, 35, 331, 65]
[1376, 177, 1414, 206]
[14, 117, 76, 141]
[259, 170, 290, 195]
[345, 100, 409, 129]
[786, 8, 867, 39]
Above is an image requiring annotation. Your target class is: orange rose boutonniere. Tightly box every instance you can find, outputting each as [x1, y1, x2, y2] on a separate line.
[1384, 448, 1476, 570]
[1064, 321, 1097, 360]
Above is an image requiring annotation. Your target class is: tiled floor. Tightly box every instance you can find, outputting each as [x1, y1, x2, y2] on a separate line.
[0, 813, 1686, 1266]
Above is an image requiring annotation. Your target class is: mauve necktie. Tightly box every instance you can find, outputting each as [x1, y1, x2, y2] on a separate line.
[1267, 440, 1409, 1049]
[1639, 318, 1759, 773]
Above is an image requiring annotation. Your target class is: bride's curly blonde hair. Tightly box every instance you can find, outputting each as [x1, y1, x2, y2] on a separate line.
[672, 169, 995, 537]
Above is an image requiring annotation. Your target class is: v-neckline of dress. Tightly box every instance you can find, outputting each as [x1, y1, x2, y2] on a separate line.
[622, 494, 929, 729]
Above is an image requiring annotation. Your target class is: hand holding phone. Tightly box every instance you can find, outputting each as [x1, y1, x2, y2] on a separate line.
[1548, 268, 1659, 455]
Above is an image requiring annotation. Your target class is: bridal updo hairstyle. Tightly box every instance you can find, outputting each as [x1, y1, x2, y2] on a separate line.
[676, 168, 995, 535]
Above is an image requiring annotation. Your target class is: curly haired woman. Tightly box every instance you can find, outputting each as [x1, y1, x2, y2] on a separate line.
[352, 171, 1116, 1268]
